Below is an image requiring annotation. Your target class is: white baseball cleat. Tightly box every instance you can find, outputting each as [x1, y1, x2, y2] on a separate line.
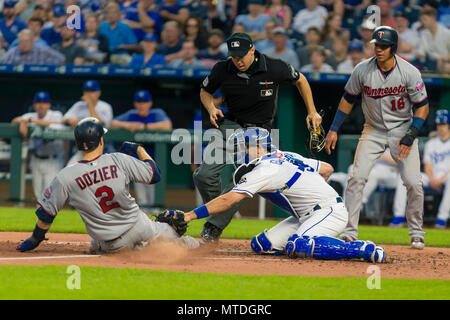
[411, 237, 425, 250]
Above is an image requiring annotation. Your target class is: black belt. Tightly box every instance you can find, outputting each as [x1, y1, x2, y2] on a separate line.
[225, 114, 272, 131]
[313, 197, 343, 211]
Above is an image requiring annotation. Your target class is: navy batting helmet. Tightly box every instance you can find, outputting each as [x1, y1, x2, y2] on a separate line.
[435, 109, 450, 124]
[74, 117, 108, 151]
[370, 26, 398, 55]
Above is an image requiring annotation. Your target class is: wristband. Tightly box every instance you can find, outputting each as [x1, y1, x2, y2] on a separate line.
[193, 205, 210, 219]
[330, 109, 349, 132]
[411, 117, 425, 130]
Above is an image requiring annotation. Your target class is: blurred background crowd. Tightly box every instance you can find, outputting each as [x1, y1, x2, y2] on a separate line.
[0, 0, 449, 73]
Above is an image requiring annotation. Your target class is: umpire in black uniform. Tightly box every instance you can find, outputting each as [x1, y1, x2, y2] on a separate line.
[195, 32, 322, 241]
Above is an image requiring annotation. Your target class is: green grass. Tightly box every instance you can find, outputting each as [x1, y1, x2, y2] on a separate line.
[0, 265, 448, 300]
[1, 207, 449, 247]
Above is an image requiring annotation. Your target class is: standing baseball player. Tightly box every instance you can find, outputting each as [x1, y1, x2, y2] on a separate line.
[195, 32, 322, 242]
[16, 117, 198, 253]
[324, 26, 429, 249]
[11, 91, 64, 200]
[175, 128, 385, 262]
[391, 109, 450, 229]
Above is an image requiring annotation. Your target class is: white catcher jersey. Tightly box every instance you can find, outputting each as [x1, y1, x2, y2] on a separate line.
[232, 151, 339, 218]
[344, 55, 428, 131]
[37, 153, 157, 241]
[423, 136, 450, 179]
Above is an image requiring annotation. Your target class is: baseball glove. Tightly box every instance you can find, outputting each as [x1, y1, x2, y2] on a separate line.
[119, 141, 142, 155]
[156, 210, 188, 236]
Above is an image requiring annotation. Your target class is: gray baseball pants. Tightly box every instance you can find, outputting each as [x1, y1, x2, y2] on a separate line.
[342, 122, 425, 240]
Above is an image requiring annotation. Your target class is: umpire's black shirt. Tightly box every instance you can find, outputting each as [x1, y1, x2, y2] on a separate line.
[200, 51, 300, 129]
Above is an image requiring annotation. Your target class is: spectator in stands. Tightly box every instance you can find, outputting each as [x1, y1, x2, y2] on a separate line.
[264, 0, 292, 29]
[52, 25, 86, 65]
[1, 28, 65, 64]
[336, 39, 364, 73]
[320, 12, 350, 51]
[129, 33, 166, 67]
[326, 34, 349, 70]
[234, 0, 271, 42]
[15, 0, 41, 22]
[31, 3, 53, 29]
[415, 8, 450, 74]
[296, 27, 322, 68]
[377, 0, 395, 28]
[319, 0, 344, 17]
[0, 32, 6, 61]
[109, 89, 172, 207]
[157, 20, 183, 63]
[254, 19, 276, 52]
[262, 27, 299, 70]
[123, 0, 163, 42]
[342, 0, 371, 18]
[9, 16, 47, 48]
[77, 13, 109, 64]
[183, 16, 208, 51]
[394, 11, 419, 62]
[196, 28, 226, 68]
[207, 0, 235, 36]
[357, 18, 376, 59]
[99, 1, 139, 65]
[0, 0, 27, 47]
[169, 39, 204, 68]
[11, 91, 64, 200]
[300, 46, 334, 72]
[291, 0, 328, 35]
[62, 80, 114, 164]
[157, 0, 190, 25]
[40, 4, 66, 46]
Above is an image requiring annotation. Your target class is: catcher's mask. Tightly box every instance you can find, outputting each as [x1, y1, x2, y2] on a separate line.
[308, 110, 326, 154]
[227, 127, 277, 166]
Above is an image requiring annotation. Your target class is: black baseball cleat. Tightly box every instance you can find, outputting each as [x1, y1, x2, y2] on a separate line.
[200, 221, 223, 243]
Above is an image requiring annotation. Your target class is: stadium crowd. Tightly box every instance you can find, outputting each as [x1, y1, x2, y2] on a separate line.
[0, 0, 448, 73]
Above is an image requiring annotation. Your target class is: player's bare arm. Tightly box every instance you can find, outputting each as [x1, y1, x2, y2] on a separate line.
[200, 88, 223, 128]
[325, 97, 355, 154]
[295, 73, 321, 132]
[396, 104, 429, 160]
[184, 191, 249, 222]
[146, 120, 172, 131]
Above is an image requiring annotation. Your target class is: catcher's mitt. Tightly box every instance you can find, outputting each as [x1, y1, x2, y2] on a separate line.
[156, 210, 188, 236]
[308, 110, 326, 154]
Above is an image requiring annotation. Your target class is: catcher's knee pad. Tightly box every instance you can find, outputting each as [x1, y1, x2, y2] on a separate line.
[251, 230, 277, 254]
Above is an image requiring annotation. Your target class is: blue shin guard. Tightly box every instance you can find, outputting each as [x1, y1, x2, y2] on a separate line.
[285, 236, 385, 263]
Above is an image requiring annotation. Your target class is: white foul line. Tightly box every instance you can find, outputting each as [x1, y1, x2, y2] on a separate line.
[0, 254, 100, 261]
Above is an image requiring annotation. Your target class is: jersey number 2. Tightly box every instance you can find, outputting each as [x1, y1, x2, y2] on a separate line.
[95, 186, 119, 213]
[391, 97, 405, 111]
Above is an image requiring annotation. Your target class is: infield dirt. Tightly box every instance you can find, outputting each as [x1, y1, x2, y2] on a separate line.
[0, 232, 449, 280]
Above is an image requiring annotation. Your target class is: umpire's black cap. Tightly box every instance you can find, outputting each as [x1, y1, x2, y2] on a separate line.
[226, 33, 253, 57]
[74, 117, 108, 151]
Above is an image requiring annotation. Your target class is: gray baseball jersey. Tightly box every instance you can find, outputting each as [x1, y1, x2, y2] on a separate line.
[37, 152, 156, 241]
[344, 55, 427, 130]
[341, 55, 427, 241]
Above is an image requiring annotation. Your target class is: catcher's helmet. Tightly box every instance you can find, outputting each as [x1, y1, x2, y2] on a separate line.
[370, 26, 398, 55]
[227, 127, 277, 165]
[74, 117, 108, 151]
[435, 109, 450, 124]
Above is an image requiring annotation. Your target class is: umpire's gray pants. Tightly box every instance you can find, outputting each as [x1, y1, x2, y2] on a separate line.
[193, 119, 244, 230]
[342, 123, 425, 240]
